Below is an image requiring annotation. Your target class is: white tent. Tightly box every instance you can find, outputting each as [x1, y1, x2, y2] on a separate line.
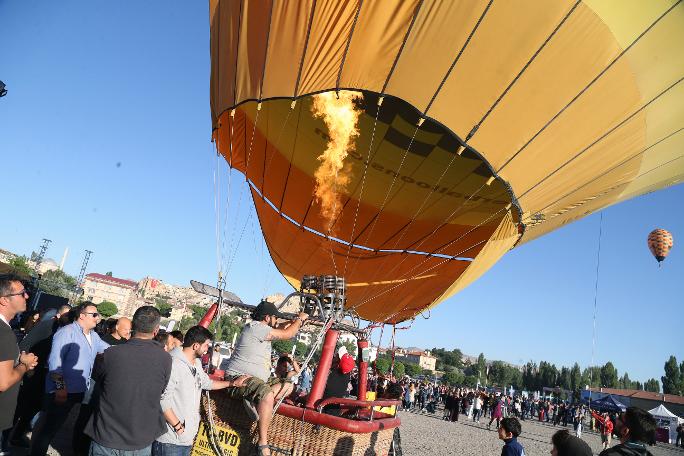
[648, 404, 683, 444]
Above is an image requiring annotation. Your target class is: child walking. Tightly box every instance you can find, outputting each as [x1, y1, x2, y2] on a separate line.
[498, 417, 526, 456]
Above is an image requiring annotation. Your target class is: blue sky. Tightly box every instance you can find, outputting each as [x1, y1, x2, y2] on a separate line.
[2, 1, 682, 385]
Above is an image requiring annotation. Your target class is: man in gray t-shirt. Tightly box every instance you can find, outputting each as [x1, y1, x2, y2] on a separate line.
[225, 301, 308, 455]
[225, 320, 272, 382]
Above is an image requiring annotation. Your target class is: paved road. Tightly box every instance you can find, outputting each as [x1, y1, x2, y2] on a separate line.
[398, 408, 684, 456]
[12, 404, 684, 456]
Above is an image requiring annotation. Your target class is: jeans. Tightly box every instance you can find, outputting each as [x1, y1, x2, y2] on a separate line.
[151, 441, 192, 456]
[90, 441, 151, 456]
[30, 392, 85, 456]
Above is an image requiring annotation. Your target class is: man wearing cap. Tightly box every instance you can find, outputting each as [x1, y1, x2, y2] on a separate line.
[224, 300, 309, 456]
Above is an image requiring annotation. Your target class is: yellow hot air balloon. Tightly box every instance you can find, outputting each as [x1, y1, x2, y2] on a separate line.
[209, 0, 684, 324]
[648, 228, 674, 264]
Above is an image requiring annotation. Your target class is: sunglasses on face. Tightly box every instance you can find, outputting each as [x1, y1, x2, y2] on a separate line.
[2, 289, 29, 298]
[83, 312, 101, 318]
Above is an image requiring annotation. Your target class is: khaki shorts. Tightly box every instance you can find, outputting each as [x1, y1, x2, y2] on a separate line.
[225, 376, 272, 404]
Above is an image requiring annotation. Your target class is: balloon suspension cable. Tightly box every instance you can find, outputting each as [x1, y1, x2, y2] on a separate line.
[213, 145, 223, 281]
[355, 131, 471, 296]
[372, 323, 384, 393]
[388, 325, 397, 378]
[589, 212, 603, 407]
[261, 99, 298, 189]
[204, 389, 227, 456]
[225, 209, 253, 278]
[347, 117, 423, 282]
[244, 101, 262, 177]
[342, 95, 384, 278]
[223, 110, 237, 252]
[203, 278, 227, 456]
[224, 111, 259, 279]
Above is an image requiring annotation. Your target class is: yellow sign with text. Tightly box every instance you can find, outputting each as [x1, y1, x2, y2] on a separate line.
[191, 422, 241, 456]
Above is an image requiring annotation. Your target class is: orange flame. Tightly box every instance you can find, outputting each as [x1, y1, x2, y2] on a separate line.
[311, 90, 363, 235]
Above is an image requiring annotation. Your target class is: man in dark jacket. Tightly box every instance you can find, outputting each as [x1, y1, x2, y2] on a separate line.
[0, 274, 38, 455]
[599, 407, 657, 456]
[85, 306, 172, 456]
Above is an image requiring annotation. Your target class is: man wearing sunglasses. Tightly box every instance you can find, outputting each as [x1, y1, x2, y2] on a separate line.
[30, 302, 109, 456]
[0, 274, 39, 456]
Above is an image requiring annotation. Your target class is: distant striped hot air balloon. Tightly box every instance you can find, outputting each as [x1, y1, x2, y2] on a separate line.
[647, 229, 674, 265]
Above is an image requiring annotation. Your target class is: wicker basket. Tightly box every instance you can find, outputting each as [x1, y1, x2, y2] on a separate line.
[198, 390, 395, 456]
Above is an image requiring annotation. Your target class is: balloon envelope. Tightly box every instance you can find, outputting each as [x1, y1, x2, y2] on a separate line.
[209, 0, 684, 323]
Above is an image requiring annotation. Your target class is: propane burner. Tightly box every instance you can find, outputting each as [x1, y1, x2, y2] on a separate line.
[300, 275, 346, 320]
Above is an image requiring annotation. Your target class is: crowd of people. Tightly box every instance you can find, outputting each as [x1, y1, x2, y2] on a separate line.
[0, 273, 666, 456]
[373, 378, 663, 455]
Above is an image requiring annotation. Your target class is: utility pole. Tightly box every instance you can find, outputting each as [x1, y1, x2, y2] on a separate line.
[71, 250, 93, 304]
[29, 238, 51, 310]
[33, 238, 52, 275]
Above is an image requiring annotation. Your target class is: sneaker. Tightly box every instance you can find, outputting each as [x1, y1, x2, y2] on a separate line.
[243, 398, 259, 421]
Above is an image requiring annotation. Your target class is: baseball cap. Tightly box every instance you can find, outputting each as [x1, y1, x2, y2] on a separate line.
[252, 300, 285, 321]
[339, 353, 355, 374]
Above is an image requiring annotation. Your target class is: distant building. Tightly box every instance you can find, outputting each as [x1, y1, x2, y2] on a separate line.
[169, 305, 192, 321]
[395, 349, 437, 371]
[83, 273, 139, 317]
[0, 249, 15, 264]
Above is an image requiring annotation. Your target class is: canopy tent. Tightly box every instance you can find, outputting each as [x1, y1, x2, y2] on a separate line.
[649, 404, 684, 444]
[589, 394, 627, 413]
[210, 0, 684, 323]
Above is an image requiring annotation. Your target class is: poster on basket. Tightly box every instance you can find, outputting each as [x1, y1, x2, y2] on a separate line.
[192, 422, 240, 456]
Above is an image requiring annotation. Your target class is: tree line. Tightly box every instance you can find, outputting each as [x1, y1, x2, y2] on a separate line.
[427, 346, 683, 396]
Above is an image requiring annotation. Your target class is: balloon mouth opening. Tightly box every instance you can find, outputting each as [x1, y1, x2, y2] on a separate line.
[215, 89, 522, 244]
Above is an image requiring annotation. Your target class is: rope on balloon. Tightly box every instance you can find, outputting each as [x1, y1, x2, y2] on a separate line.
[588, 212, 604, 409]
[220, 112, 237, 285]
[349, 186, 504, 311]
[354, 140, 684, 315]
[261, 99, 300, 197]
[357, 0, 681, 273]
[521, 128, 684, 224]
[423, 0, 493, 116]
[224, 105, 262, 280]
[342, 95, 384, 278]
[465, 0, 580, 137]
[213, 143, 222, 282]
[354, 71, 684, 307]
[345, 120, 423, 282]
[351, 140, 469, 303]
[516, 75, 684, 203]
[495, 0, 681, 174]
